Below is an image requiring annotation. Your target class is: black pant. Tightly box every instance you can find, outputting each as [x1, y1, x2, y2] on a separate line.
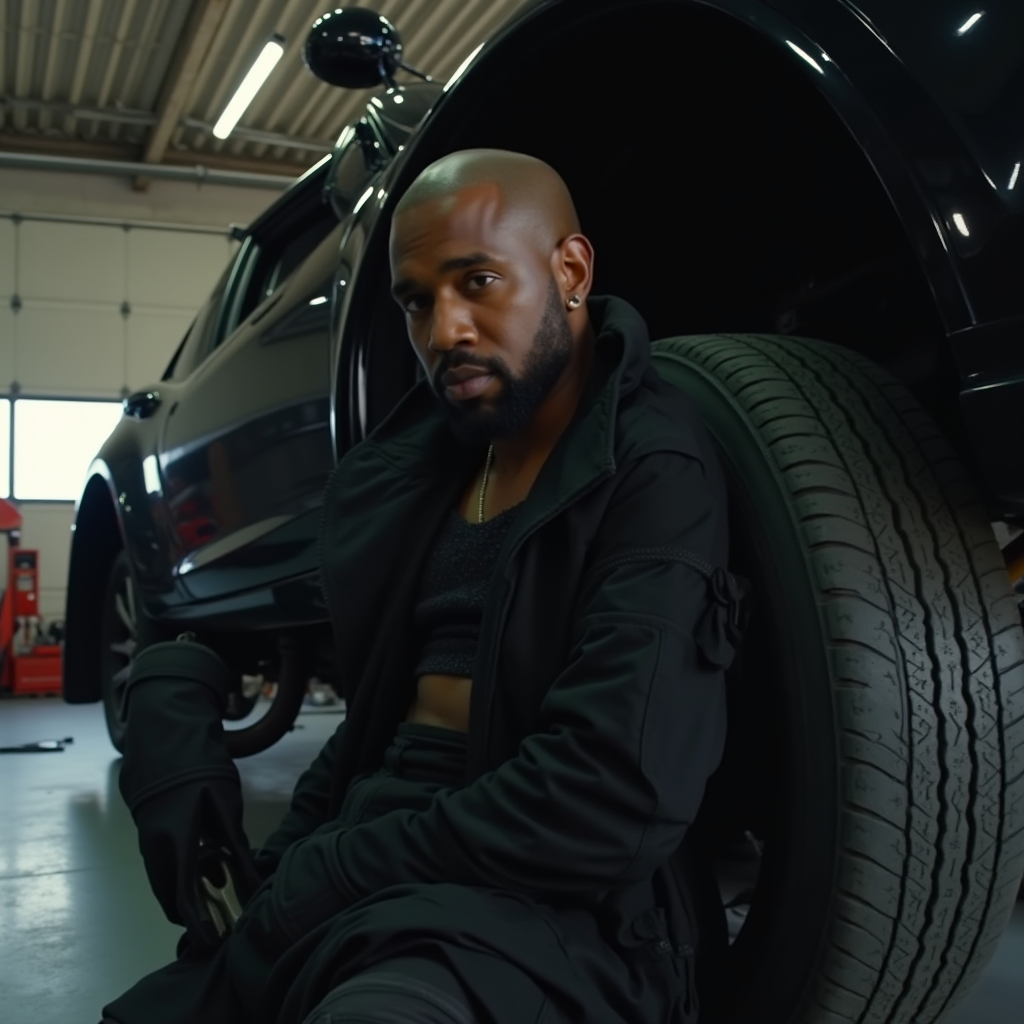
[340, 722, 469, 826]
[106, 720, 569, 1024]
[299, 723, 484, 1023]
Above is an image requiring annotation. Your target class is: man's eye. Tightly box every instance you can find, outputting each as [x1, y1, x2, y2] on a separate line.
[466, 274, 497, 291]
[402, 295, 430, 313]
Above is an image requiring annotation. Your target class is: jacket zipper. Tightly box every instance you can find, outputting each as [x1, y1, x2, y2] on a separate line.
[470, 468, 615, 778]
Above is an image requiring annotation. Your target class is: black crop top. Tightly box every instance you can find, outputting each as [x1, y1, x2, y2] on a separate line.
[413, 502, 524, 678]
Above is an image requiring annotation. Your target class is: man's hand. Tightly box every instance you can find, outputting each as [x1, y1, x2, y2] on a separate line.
[131, 778, 260, 953]
[118, 637, 263, 952]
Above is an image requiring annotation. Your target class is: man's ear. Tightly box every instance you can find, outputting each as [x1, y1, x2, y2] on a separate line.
[553, 233, 595, 302]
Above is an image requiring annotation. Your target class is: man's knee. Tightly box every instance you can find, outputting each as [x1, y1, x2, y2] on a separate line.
[300, 956, 478, 1024]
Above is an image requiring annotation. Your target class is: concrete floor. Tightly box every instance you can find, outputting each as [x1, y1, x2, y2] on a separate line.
[0, 697, 1021, 1024]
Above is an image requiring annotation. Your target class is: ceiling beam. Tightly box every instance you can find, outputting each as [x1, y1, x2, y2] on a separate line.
[1, 98, 332, 153]
[0, 150, 293, 190]
[0, 131, 309, 179]
[161, 148, 311, 180]
[137, 0, 231, 187]
[0, 132, 140, 162]
[2, 98, 156, 126]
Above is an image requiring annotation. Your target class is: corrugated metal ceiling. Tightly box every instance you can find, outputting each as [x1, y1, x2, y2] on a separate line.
[0, 0, 531, 177]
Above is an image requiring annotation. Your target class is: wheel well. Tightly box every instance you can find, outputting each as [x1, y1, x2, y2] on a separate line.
[64, 474, 339, 702]
[63, 475, 121, 703]
[373, 1, 969, 467]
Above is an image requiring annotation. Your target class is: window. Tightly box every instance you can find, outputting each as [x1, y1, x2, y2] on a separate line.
[0, 400, 9, 499]
[14, 399, 122, 500]
[230, 212, 338, 330]
[256, 219, 331, 301]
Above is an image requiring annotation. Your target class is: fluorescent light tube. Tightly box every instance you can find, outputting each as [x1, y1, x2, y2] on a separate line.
[213, 37, 285, 140]
[956, 12, 984, 36]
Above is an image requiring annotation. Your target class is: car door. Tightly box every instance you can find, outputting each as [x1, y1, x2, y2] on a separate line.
[158, 181, 341, 602]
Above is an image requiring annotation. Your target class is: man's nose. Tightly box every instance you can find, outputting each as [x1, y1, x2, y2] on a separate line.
[428, 296, 476, 352]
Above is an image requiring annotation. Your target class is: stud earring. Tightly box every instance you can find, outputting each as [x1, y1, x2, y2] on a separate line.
[566, 294, 582, 310]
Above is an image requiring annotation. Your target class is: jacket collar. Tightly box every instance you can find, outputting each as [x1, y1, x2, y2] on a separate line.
[541, 293, 651, 492]
[362, 295, 652, 506]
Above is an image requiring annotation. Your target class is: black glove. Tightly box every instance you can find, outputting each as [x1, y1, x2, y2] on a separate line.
[119, 638, 261, 952]
[131, 777, 258, 952]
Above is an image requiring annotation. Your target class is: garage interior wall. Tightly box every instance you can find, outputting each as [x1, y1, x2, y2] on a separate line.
[0, 167, 285, 623]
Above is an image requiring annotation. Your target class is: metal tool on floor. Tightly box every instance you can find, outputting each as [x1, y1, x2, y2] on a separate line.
[0, 735, 74, 753]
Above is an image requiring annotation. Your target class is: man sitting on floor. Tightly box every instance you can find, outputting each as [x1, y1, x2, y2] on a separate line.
[102, 148, 740, 1024]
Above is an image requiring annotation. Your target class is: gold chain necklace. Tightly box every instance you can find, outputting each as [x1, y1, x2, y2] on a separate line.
[477, 444, 495, 523]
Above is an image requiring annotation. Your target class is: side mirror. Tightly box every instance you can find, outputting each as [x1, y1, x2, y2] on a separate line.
[304, 7, 431, 89]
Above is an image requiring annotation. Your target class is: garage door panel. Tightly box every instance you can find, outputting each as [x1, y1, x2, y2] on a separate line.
[0, 220, 14, 297]
[127, 230, 230, 311]
[128, 307, 194, 390]
[17, 301, 123, 396]
[20, 221, 126, 304]
[0, 308, 16, 388]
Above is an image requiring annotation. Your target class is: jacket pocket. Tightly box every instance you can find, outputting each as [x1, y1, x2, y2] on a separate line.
[621, 906, 699, 1024]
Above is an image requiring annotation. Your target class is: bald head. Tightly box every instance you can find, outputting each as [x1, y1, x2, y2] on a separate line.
[394, 149, 581, 249]
[388, 148, 596, 449]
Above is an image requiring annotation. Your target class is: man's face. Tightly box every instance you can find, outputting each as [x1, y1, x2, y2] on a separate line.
[390, 184, 574, 443]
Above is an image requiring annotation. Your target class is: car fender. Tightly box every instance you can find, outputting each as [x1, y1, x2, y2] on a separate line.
[64, 420, 192, 703]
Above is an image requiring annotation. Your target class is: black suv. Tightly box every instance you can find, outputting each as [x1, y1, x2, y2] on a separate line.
[64, 80, 439, 756]
[66, 4, 1024, 1023]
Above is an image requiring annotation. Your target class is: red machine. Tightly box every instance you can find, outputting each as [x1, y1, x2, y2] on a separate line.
[0, 498, 63, 695]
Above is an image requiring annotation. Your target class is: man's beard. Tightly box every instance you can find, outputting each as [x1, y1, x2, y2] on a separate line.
[433, 278, 574, 445]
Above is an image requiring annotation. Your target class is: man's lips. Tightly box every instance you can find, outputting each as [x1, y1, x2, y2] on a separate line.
[444, 373, 494, 400]
[440, 364, 495, 401]
[442, 366, 491, 386]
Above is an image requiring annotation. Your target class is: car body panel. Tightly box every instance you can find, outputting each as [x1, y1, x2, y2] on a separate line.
[159, 224, 338, 602]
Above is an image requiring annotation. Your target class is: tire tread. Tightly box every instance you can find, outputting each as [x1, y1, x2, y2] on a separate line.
[652, 334, 1024, 1024]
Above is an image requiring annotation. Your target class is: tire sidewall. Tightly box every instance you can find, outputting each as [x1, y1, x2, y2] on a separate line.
[653, 345, 841, 1020]
[99, 550, 132, 753]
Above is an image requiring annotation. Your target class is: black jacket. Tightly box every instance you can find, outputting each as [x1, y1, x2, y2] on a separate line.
[105, 295, 736, 1024]
[259, 295, 735, 1015]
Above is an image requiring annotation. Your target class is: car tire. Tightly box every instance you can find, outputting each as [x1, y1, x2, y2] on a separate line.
[650, 334, 1024, 1024]
[99, 549, 138, 754]
[99, 550, 309, 759]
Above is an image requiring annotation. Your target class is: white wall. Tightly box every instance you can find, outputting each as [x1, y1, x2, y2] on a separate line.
[0, 168, 285, 623]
